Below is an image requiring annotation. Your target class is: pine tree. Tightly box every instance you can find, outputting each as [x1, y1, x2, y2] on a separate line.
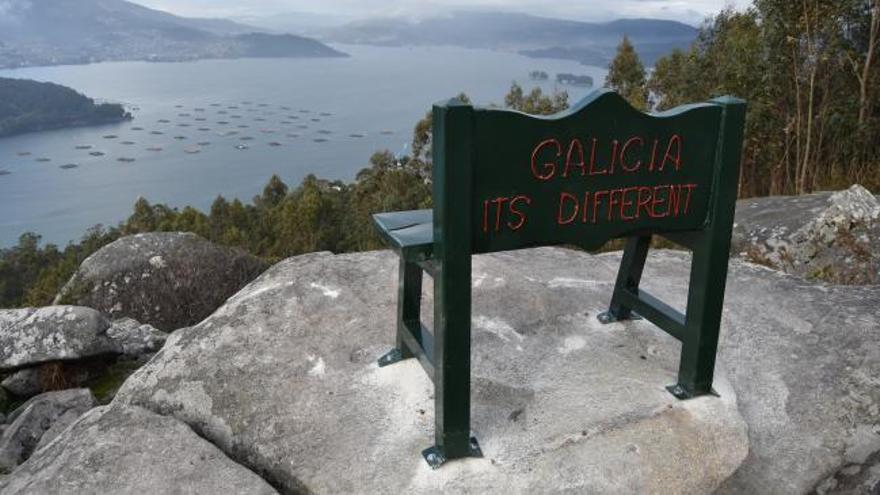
[605, 35, 649, 110]
[126, 197, 157, 233]
[256, 174, 288, 209]
[410, 92, 471, 181]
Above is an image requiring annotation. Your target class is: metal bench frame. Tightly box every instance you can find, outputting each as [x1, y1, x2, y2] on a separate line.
[373, 91, 746, 468]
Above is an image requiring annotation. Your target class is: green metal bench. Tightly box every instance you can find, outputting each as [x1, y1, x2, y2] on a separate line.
[373, 89, 746, 468]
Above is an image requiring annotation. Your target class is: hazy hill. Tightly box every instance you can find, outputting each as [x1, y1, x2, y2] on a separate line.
[0, 0, 347, 69]
[235, 12, 356, 37]
[324, 11, 696, 65]
[0, 78, 131, 137]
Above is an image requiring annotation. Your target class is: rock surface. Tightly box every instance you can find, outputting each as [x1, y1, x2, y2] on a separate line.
[0, 389, 96, 472]
[113, 249, 751, 494]
[0, 404, 278, 494]
[704, 262, 879, 493]
[733, 185, 880, 284]
[0, 306, 119, 371]
[814, 450, 880, 495]
[5, 247, 871, 493]
[55, 232, 269, 331]
[106, 317, 167, 356]
[0, 306, 165, 373]
[1, 369, 41, 398]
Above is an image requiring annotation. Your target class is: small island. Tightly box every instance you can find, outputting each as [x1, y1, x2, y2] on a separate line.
[529, 70, 549, 81]
[556, 73, 595, 87]
[0, 78, 131, 138]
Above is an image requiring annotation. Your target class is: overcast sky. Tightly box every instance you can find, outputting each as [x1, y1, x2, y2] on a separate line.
[133, 0, 752, 26]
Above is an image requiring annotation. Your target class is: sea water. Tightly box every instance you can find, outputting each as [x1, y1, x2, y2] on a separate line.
[0, 44, 604, 247]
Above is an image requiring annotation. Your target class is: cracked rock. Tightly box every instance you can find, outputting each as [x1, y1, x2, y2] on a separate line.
[0, 307, 166, 374]
[0, 404, 278, 494]
[0, 307, 119, 371]
[0, 388, 96, 472]
[15, 246, 872, 493]
[114, 249, 750, 493]
[732, 185, 880, 284]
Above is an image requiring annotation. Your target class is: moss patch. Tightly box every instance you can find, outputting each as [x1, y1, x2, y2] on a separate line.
[85, 359, 144, 404]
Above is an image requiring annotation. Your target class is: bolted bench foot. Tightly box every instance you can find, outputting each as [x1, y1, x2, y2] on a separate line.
[378, 348, 405, 367]
[666, 384, 720, 400]
[422, 436, 483, 469]
[597, 310, 643, 324]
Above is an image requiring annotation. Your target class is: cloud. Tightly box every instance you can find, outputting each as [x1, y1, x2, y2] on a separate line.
[0, 0, 31, 25]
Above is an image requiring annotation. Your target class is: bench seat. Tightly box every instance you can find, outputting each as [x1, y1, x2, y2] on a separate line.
[372, 209, 433, 260]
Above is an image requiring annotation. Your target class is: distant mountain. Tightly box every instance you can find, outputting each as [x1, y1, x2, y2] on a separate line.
[519, 44, 682, 68]
[0, 78, 131, 137]
[235, 12, 356, 37]
[324, 11, 696, 66]
[0, 0, 347, 69]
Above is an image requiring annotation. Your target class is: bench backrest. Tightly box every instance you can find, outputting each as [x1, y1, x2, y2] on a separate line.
[432, 89, 742, 254]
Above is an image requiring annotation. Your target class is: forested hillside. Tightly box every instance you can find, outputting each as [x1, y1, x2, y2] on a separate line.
[605, 1, 880, 196]
[0, 78, 130, 137]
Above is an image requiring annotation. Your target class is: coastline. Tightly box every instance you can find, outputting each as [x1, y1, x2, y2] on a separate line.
[0, 114, 134, 140]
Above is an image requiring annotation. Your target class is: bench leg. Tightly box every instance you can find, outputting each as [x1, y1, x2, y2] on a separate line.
[668, 95, 743, 399]
[378, 257, 423, 367]
[422, 256, 482, 468]
[598, 235, 651, 324]
[669, 237, 727, 399]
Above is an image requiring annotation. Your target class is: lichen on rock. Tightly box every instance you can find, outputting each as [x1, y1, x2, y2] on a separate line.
[0, 404, 278, 494]
[733, 185, 880, 284]
[54, 232, 269, 331]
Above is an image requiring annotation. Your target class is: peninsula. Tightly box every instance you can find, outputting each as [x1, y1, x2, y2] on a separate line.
[0, 78, 131, 138]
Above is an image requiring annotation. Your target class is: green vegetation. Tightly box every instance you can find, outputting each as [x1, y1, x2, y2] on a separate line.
[3, 0, 877, 307]
[85, 359, 146, 404]
[604, 36, 649, 110]
[0, 84, 567, 309]
[504, 82, 569, 115]
[0, 78, 131, 137]
[611, 1, 880, 196]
